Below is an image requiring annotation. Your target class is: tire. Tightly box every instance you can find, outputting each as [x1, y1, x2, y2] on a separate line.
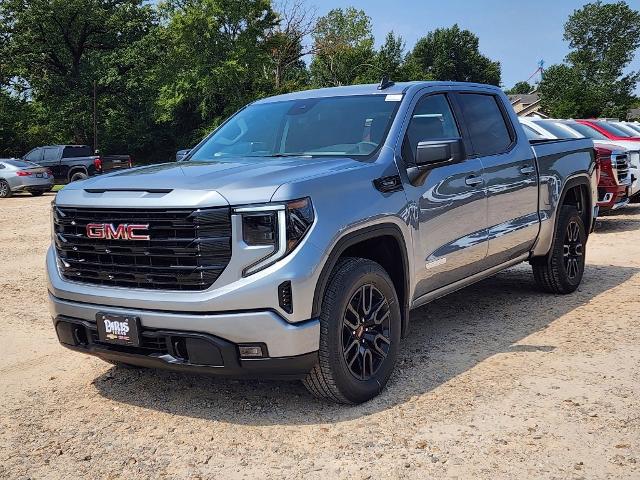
[0, 179, 12, 198]
[70, 171, 88, 182]
[532, 205, 586, 294]
[30, 191, 44, 196]
[303, 257, 401, 404]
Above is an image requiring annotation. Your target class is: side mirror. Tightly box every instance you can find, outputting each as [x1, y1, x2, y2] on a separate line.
[176, 149, 191, 162]
[408, 138, 465, 186]
[415, 138, 465, 166]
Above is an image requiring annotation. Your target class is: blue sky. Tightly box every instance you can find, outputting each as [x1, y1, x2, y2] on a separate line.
[311, 0, 640, 91]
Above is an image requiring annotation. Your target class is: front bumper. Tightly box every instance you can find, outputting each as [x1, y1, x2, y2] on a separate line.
[49, 293, 319, 378]
[597, 185, 629, 210]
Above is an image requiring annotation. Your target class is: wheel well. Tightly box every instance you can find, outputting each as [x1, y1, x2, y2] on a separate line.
[311, 225, 411, 337]
[341, 235, 408, 336]
[68, 166, 88, 181]
[561, 183, 590, 232]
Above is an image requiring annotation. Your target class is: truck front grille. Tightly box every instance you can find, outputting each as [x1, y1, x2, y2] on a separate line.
[53, 206, 232, 291]
[613, 154, 630, 184]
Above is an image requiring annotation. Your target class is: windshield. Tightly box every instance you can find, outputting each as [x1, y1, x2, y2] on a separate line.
[188, 95, 400, 161]
[566, 122, 608, 140]
[533, 120, 579, 139]
[613, 122, 640, 137]
[622, 123, 640, 135]
[594, 121, 633, 137]
[521, 124, 546, 140]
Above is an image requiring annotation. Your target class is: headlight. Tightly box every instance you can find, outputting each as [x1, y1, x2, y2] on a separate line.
[235, 197, 314, 276]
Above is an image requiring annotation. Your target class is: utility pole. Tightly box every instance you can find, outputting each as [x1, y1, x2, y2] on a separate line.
[93, 80, 98, 153]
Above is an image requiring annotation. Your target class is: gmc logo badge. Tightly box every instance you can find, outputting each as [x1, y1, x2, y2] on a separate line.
[86, 223, 150, 241]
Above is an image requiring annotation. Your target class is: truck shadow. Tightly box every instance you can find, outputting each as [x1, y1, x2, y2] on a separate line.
[93, 263, 638, 425]
[594, 204, 640, 233]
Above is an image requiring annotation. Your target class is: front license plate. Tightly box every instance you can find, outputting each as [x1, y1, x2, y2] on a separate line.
[96, 312, 140, 346]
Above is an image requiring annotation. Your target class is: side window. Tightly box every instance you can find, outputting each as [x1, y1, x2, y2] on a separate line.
[456, 94, 514, 156]
[403, 94, 460, 164]
[43, 148, 59, 162]
[25, 148, 43, 162]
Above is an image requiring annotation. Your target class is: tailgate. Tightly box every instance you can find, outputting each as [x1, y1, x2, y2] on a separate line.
[101, 155, 131, 172]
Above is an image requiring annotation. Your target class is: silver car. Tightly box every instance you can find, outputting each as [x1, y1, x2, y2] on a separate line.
[0, 159, 54, 198]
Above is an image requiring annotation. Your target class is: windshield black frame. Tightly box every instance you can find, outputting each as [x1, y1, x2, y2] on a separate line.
[185, 94, 402, 163]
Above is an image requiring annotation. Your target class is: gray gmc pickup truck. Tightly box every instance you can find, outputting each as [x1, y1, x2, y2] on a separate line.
[48, 81, 597, 404]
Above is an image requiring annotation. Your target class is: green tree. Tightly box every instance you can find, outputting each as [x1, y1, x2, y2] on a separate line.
[540, 1, 640, 118]
[0, 0, 157, 149]
[408, 24, 501, 85]
[310, 8, 375, 87]
[155, 0, 278, 146]
[506, 81, 533, 95]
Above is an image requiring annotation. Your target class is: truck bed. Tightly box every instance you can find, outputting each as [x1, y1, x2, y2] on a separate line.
[530, 137, 596, 256]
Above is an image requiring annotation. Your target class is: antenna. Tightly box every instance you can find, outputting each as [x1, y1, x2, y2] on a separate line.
[377, 76, 395, 90]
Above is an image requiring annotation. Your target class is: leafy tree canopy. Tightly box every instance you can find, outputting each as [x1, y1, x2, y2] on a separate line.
[408, 24, 501, 85]
[540, 1, 640, 118]
[310, 8, 375, 87]
[506, 81, 533, 95]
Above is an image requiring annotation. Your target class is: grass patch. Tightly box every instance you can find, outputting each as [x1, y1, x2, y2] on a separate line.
[52, 184, 64, 192]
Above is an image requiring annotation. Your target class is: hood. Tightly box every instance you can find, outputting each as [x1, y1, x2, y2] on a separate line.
[59, 156, 370, 206]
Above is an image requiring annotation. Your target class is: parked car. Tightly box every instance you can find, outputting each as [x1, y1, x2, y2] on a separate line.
[592, 146, 632, 210]
[625, 122, 640, 135]
[576, 119, 640, 142]
[22, 145, 132, 184]
[610, 121, 640, 137]
[48, 81, 597, 404]
[564, 121, 640, 200]
[519, 118, 631, 211]
[0, 159, 54, 198]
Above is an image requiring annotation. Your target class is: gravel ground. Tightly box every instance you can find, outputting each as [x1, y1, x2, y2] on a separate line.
[0, 193, 639, 479]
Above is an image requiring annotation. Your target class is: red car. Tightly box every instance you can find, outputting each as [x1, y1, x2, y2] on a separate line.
[577, 120, 640, 142]
[594, 145, 631, 210]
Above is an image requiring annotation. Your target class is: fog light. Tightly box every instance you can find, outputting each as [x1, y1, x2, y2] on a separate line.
[239, 345, 265, 358]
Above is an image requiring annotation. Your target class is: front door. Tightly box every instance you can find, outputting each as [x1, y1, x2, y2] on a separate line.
[399, 93, 488, 299]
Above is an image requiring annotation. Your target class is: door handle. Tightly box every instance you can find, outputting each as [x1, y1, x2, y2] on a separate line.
[520, 165, 535, 175]
[465, 175, 484, 187]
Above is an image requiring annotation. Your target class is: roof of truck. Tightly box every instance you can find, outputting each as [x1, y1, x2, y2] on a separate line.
[253, 81, 502, 104]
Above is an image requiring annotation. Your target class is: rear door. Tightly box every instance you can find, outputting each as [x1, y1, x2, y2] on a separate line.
[453, 92, 539, 266]
[399, 92, 488, 298]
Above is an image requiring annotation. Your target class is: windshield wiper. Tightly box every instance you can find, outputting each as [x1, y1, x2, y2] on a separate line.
[258, 153, 312, 158]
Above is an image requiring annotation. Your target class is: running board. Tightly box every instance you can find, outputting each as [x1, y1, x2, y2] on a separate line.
[411, 254, 529, 310]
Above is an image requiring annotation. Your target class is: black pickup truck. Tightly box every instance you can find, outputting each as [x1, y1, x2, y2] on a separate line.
[22, 145, 131, 183]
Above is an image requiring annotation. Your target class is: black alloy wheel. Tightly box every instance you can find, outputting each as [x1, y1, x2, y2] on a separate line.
[341, 284, 392, 381]
[532, 205, 586, 294]
[563, 220, 583, 280]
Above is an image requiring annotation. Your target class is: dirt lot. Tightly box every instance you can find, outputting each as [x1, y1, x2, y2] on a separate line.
[1, 193, 639, 480]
